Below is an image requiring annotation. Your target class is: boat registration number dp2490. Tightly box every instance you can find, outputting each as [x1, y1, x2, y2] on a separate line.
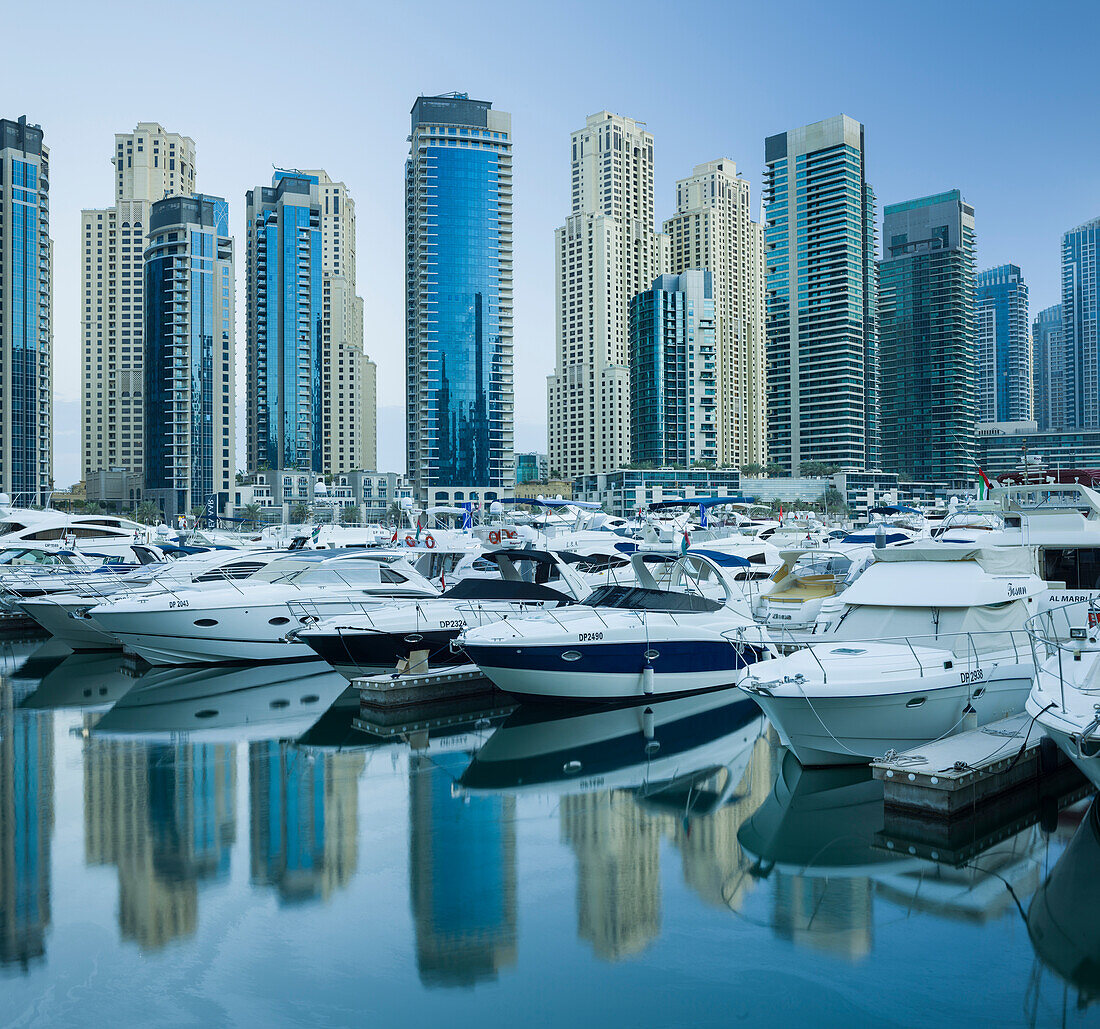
[578, 632, 603, 642]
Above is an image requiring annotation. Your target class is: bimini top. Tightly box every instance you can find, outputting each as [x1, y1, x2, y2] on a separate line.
[871, 544, 1034, 575]
[684, 548, 752, 568]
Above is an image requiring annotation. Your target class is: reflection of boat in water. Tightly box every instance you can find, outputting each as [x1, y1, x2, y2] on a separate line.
[6, 638, 71, 685]
[459, 688, 765, 803]
[18, 650, 132, 710]
[92, 659, 349, 742]
[1028, 797, 1100, 1007]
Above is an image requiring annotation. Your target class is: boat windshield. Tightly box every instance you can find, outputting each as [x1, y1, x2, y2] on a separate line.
[0, 548, 70, 566]
[791, 552, 853, 580]
[583, 584, 722, 613]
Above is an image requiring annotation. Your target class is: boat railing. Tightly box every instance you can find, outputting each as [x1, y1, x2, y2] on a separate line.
[1023, 597, 1100, 711]
[723, 625, 1033, 686]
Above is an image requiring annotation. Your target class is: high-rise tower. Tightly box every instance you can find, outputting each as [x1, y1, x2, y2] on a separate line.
[1061, 217, 1100, 427]
[547, 112, 667, 480]
[1032, 303, 1066, 430]
[976, 264, 1031, 423]
[879, 190, 976, 481]
[405, 94, 514, 500]
[81, 123, 196, 487]
[663, 160, 766, 467]
[763, 115, 877, 473]
[1, 116, 52, 503]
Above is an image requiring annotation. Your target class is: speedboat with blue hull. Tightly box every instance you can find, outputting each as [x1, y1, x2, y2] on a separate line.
[459, 551, 774, 703]
[294, 549, 590, 679]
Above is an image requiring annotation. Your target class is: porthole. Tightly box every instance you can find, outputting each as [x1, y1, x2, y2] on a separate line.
[194, 618, 218, 627]
[194, 709, 218, 719]
[644, 649, 660, 661]
[562, 650, 582, 662]
[270, 699, 290, 709]
[905, 696, 926, 708]
[269, 616, 290, 626]
[301, 694, 319, 704]
[563, 760, 582, 774]
[972, 687, 985, 699]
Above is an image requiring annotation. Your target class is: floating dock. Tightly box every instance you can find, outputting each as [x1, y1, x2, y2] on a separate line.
[871, 713, 1089, 859]
[355, 663, 498, 710]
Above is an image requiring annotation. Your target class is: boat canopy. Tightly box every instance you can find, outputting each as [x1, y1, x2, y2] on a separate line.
[872, 544, 1034, 575]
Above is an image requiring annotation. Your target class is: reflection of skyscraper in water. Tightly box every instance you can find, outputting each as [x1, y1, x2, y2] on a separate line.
[249, 741, 364, 904]
[560, 791, 663, 961]
[82, 724, 235, 951]
[773, 876, 873, 961]
[673, 733, 775, 912]
[0, 682, 53, 971]
[409, 750, 516, 986]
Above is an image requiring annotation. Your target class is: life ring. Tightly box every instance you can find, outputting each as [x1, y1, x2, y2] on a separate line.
[504, 529, 517, 539]
[424, 533, 435, 549]
[489, 530, 500, 545]
[405, 535, 416, 547]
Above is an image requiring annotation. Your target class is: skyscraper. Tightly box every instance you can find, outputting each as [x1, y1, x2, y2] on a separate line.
[629, 271, 717, 467]
[304, 170, 377, 474]
[1061, 217, 1100, 427]
[143, 195, 235, 521]
[245, 173, 322, 473]
[1, 116, 52, 504]
[763, 115, 878, 474]
[663, 160, 766, 467]
[405, 94, 513, 500]
[879, 190, 976, 481]
[1032, 303, 1066, 430]
[548, 111, 667, 480]
[81, 123, 196, 490]
[976, 264, 1031, 423]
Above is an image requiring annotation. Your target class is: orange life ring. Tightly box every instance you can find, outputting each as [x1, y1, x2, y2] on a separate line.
[424, 533, 435, 549]
[489, 530, 500, 545]
[504, 529, 517, 539]
[405, 535, 416, 547]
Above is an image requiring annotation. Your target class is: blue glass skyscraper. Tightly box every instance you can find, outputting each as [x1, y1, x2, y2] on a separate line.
[406, 94, 513, 501]
[976, 264, 1030, 423]
[1061, 217, 1100, 427]
[1033, 303, 1066, 430]
[246, 174, 323, 473]
[144, 195, 235, 520]
[0, 117, 51, 504]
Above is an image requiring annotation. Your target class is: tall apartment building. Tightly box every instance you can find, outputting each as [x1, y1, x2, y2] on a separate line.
[304, 170, 376, 473]
[1061, 217, 1100, 428]
[547, 111, 667, 480]
[879, 190, 976, 481]
[629, 271, 717, 467]
[663, 160, 766, 467]
[976, 264, 1031, 424]
[1032, 303, 1065, 430]
[143, 195, 235, 521]
[763, 116, 878, 474]
[0, 117, 52, 504]
[405, 94, 514, 501]
[81, 123, 196, 487]
[245, 172, 322, 473]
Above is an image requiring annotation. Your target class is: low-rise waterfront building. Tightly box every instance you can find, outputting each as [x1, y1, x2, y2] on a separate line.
[977, 420, 1100, 475]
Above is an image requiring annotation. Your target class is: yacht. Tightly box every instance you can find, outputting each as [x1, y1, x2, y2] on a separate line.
[759, 544, 877, 632]
[459, 551, 773, 702]
[0, 503, 172, 558]
[293, 548, 592, 679]
[87, 550, 438, 666]
[1024, 602, 1100, 788]
[739, 544, 1047, 765]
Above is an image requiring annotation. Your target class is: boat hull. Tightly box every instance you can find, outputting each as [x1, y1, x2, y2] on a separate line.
[20, 599, 118, 649]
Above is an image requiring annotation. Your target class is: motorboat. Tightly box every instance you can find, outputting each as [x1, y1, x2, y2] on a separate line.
[459, 551, 773, 703]
[0, 503, 173, 558]
[19, 548, 290, 650]
[92, 659, 350, 743]
[1025, 602, 1100, 789]
[739, 544, 1047, 765]
[759, 545, 876, 632]
[457, 688, 765, 803]
[294, 549, 592, 679]
[87, 550, 439, 666]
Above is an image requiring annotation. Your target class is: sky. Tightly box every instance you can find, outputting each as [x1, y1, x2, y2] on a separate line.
[3, 0, 1098, 488]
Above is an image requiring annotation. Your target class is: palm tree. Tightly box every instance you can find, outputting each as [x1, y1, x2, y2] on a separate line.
[764, 462, 785, 478]
[290, 502, 311, 525]
[340, 504, 359, 525]
[240, 503, 262, 530]
[740, 463, 764, 477]
[134, 500, 160, 525]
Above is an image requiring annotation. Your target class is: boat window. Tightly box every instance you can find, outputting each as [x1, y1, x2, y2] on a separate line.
[0, 522, 27, 535]
[584, 584, 722, 613]
[193, 560, 268, 582]
[1041, 548, 1100, 590]
[302, 564, 384, 587]
[380, 567, 409, 584]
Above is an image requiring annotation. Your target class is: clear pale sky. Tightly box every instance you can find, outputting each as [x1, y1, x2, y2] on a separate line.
[4, 0, 1098, 488]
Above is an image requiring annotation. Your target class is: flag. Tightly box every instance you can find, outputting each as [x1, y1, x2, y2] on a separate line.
[698, 502, 708, 528]
[415, 516, 423, 543]
[779, 504, 784, 520]
[976, 464, 992, 500]
[390, 525, 398, 544]
[461, 504, 472, 529]
[681, 529, 690, 556]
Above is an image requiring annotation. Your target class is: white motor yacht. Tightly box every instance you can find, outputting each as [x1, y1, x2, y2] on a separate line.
[459, 551, 773, 703]
[1025, 602, 1100, 789]
[0, 504, 172, 558]
[88, 550, 438, 666]
[759, 544, 877, 632]
[294, 548, 591, 679]
[739, 544, 1046, 766]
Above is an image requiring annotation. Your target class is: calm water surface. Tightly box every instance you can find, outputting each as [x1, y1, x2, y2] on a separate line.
[1, 637, 1097, 1028]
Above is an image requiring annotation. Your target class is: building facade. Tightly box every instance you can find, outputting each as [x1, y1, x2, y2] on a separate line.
[514, 452, 548, 484]
[405, 94, 514, 500]
[547, 111, 667, 481]
[245, 173, 322, 473]
[628, 271, 717, 467]
[1, 117, 52, 504]
[143, 195, 235, 521]
[879, 190, 976, 482]
[304, 170, 376, 474]
[1032, 303, 1066, 430]
[977, 420, 1100, 475]
[81, 123, 196, 490]
[663, 160, 766, 467]
[976, 264, 1031, 423]
[574, 467, 742, 519]
[1061, 217, 1100, 428]
[763, 115, 878, 474]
